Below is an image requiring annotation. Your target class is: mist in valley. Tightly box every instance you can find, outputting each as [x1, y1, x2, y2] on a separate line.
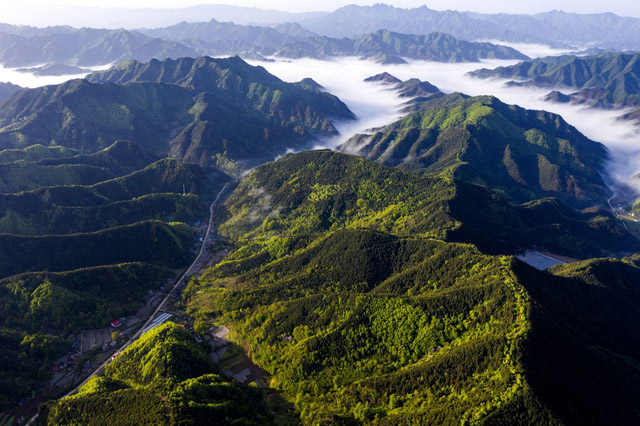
[249, 52, 640, 202]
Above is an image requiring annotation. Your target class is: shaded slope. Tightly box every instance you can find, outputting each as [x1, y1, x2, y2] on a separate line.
[0, 56, 354, 165]
[0, 220, 194, 278]
[471, 53, 640, 117]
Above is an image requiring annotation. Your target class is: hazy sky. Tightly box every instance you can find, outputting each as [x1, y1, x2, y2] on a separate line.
[6, 0, 640, 17]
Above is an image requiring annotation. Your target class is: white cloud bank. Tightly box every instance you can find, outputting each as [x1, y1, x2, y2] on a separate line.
[249, 53, 640, 201]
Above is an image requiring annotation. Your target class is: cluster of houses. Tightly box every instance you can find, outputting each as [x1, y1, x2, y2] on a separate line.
[51, 336, 80, 372]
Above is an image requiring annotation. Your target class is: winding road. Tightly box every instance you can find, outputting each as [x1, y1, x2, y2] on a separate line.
[26, 182, 231, 425]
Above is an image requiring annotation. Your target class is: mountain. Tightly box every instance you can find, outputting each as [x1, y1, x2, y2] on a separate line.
[0, 82, 22, 102]
[275, 30, 529, 62]
[217, 150, 636, 259]
[471, 52, 640, 118]
[339, 93, 609, 208]
[142, 18, 527, 63]
[36, 323, 272, 425]
[0, 144, 77, 163]
[296, 4, 640, 50]
[139, 18, 299, 54]
[0, 56, 353, 166]
[174, 150, 640, 425]
[0, 26, 198, 67]
[364, 72, 444, 102]
[0, 18, 526, 69]
[0, 134, 233, 417]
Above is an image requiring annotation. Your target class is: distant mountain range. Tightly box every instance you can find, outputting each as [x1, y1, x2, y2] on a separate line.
[294, 4, 640, 50]
[0, 27, 198, 68]
[5, 4, 640, 51]
[471, 52, 640, 120]
[0, 19, 527, 69]
[0, 56, 353, 166]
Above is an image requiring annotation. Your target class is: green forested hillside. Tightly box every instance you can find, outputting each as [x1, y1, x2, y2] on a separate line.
[470, 52, 640, 116]
[0, 263, 171, 414]
[178, 150, 640, 425]
[0, 139, 232, 419]
[0, 152, 230, 235]
[36, 323, 272, 426]
[0, 220, 193, 278]
[0, 56, 353, 166]
[339, 94, 609, 207]
[35, 140, 159, 175]
[0, 263, 170, 333]
[219, 150, 637, 258]
[0, 141, 161, 193]
[0, 144, 78, 164]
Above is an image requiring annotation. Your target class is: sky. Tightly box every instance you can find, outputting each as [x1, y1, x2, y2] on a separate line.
[4, 0, 640, 17]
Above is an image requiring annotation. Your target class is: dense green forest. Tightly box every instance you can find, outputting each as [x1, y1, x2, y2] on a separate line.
[0, 263, 170, 333]
[178, 151, 640, 425]
[219, 150, 637, 258]
[1, 48, 639, 426]
[0, 220, 193, 278]
[0, 138, 231, 419]
[36, 323, 272, 425]
[0, 263, 171, 413]
[0, 56, 354, 166]
[340, 93, 608, 207]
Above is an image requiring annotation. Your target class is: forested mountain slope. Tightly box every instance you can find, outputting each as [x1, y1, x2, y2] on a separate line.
[36, 323, 272, 425]
[178, 150, 640, 425]
[0, 56, 354, 166]
[340, 93, 609, 208]
[471, 53, 640, 119]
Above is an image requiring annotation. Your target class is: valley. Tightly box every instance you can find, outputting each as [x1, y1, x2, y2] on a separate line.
[1, 3, 640, 426]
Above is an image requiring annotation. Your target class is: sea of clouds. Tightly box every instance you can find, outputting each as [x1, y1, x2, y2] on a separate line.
[248, 48, 640, 201]
[3, 44, 638, 202]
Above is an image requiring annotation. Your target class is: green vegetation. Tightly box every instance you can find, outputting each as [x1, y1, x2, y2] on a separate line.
[471, 52, 640, 118]
[189, 230, 534, 424]
[0, 263, 170, 333]
[0, 330, 67, 414]
[0, 220, 193, 279]
[0, 192, 204, 235]
[0, 262, 171, 414]
[177, 151, 640, 425]
[0, 138, 232, 419]
[219, 150, 637, 259]
[37, 323, 272, 425]
[340, 93, 608, 207]
[0, 56, 353, 166]
[0, 144, 77, 164]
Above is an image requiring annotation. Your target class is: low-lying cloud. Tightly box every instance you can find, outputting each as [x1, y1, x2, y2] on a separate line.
[249, 53, 640, 202]
[0, 63, 112, 88]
